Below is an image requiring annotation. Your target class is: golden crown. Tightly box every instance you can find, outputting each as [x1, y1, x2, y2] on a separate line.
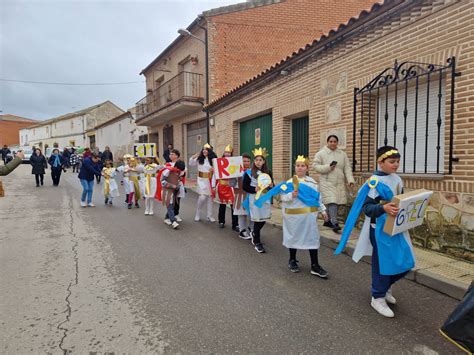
[377, 149, 399, 162]
[295, 155, 309, 165]
[203, 143, 212, 149]
[123, 154, 132, 159]
[252, 147, 269, 158]
[224, 144, 233, 153]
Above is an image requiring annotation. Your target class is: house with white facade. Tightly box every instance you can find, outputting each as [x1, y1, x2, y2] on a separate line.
[19, 101, 123, 150]
[94, 110, 149, 159]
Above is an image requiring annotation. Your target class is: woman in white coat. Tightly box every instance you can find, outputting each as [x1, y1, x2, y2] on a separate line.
[312, 135, 355, 232]
[189, 144, 216, 222]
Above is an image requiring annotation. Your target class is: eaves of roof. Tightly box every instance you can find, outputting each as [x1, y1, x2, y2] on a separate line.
[206, 0, 416, 111]
[95, 111, 132, 129]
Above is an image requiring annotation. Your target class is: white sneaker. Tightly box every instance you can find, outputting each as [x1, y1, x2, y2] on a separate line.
[371, 297, 395, 318]
[87, 203, 95, 207]
[175, 215, 182, 222]
[144, 210, 149, 215]
[80, 201, 87, 207]
[385, 288, 397, 304]
[172, 221, 179, 229]
[148, 212, 154, 216]
[207, 217, 216, 223]
[164, 219, 172, 225]
[194, 216, 200, 222]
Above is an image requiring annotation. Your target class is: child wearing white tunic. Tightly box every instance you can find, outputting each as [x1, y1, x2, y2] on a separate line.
[125, 158, 143, 209]
[189, 144, 216, 222]
[242, 148, 273, 254]
[102, 160, 120, 205]
[280, 157, 328, 277]
[143, 157, 161, 215]
[116, 154, 132, 204]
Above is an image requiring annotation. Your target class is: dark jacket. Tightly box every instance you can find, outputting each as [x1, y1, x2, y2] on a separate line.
[1, 148, 11, 159]
[78, 157, 102, 181]
[48, 154, 65, 169]
[30, 154, 48, 175]
[101, 150, 113, 162]
[163, 149, 171, 163]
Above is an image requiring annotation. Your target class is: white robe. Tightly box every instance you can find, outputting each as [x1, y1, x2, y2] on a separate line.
[103, 168, 120, 198]
[248, 172, 271, 222]
[189, 157, 214, 196]
[280, 176, 326, 249]
[126, 165, 143, 194]
[116, 165, 130, 194]
[143, 164, 161, 198]
[352, 173, 415, 264]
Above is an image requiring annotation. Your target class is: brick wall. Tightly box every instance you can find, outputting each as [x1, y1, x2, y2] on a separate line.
[209, 0, 474, 261]
[207, 0, 378, 99]
[0, 121, 35, 146]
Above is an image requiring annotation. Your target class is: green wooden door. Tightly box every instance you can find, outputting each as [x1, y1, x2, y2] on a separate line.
[291, 116, 309, 173]
[240, 114, 272, 169]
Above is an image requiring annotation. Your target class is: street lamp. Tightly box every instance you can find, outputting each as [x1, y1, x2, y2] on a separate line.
[178, 26, 210, 144]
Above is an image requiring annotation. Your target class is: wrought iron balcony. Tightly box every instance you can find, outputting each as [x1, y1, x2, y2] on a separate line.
[136, 71, 204, 122]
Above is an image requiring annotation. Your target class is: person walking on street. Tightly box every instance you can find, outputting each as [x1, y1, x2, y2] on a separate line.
[1, 145, 11, 165]
[94, 147, 103, 183]
[70, 149, 80, 173]
[30, 148, 48, 187]
[48, 148, 66, 186]
[101, 146, 113, 163]
[312, 135, 355, 233]
[78, 152, 102, 207]
[62, 148, 71, 168]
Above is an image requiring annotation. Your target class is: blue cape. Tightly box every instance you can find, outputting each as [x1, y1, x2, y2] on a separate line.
[335, 177, 415, 275]
[254, 180, 320, 208]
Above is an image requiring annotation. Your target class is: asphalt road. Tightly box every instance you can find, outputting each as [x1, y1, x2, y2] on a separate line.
[0, 165, 463, 354]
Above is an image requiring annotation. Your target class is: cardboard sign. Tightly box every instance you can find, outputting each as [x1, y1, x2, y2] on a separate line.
[384, 189, 433, 236]
[134, 143, 157, 158]
[213, 156, 244, 179]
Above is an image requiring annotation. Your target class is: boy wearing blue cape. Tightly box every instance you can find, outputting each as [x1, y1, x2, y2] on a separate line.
[335, 146, 415, 318]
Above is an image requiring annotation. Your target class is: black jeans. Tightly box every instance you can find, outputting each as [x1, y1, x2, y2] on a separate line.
[252, 221, 266, 244]
[174, 197, 180, 216]
[96, 175, 101, 183]
[289, 248, 319, 267]
[35, 174, 44, 186]
[51, 167, 62, 185]
[218, 204, 238, 227]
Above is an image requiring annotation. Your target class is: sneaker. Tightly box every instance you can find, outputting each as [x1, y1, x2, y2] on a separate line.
[219, 223, 225, 228]
[108, 200, 113, 205]
[254, 243, 265, 253]
[144, 211, 149, 216]
[323, 221, 336, 228]
[239, 230, 252, 240]
[333, 223, 342, 231]
[385, 288, 397, 305]
[135, 203, 140, 208]
[164, 219, 172, 225]
[80, 201, 87, 208]
[36, 184, 39, 187]
[175, 215, 182, 222]
[148, 212, 154, 216]
[288, 259, 300, 273]
[232, 226, 240, 232]
[194, 216, 201, 222]
[371, 297, 395, 318]
[207, 217, 216, 223]
[128, 203, 132, 209]
[105, 197, 109, 205]
[310, 265, 328, 278]
[172, 221, 179, 229]
[87, 203, 96, 207]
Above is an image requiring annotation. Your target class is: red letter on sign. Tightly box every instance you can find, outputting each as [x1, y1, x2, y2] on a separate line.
[217, 158, 230, 178]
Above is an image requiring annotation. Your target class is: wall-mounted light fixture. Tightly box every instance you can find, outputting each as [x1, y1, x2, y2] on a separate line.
[209, 117, 215, 127]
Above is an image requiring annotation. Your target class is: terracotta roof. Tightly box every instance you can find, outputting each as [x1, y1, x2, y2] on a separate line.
[206, 0, 408, 110]
[27, 101, 124, 128]
[0, 114, 37, 122]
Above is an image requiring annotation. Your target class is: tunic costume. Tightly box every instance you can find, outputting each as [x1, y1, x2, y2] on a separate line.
[102, 167, 120, 199]
[126, 165, 144, 203]
[116, 165, 130, 195]
[188, 157, 214, 196]
[243, 170, 271, 222]
[280, 176, 326, 250]
[143, 163, 161, 215]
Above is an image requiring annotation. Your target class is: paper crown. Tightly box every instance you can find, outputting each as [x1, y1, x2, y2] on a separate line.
[224, 144, 233, 153]
[252, 147, 269, 158]
[295, 155, 310, 165]
[203, 143, 212, 149]
[377, 149, 399, 162]
[123, 154, 133, 159]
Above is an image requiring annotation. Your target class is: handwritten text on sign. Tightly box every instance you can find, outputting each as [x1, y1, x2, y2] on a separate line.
[134, 143, 157, 158]
[212, 156, 244, 179]
[384, 189, 433, 236]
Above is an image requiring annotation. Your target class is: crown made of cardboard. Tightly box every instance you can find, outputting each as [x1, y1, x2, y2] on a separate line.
[295, 155, 310, 166]
[224, 144, 233, 153]
[203, 143, 212, 149]
[123, 154, 133, 159]
[252, 147, 269, 158]
[377, 149, 399, 162]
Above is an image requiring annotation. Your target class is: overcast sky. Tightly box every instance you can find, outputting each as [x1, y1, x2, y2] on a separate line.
[1, 0, 239, 120]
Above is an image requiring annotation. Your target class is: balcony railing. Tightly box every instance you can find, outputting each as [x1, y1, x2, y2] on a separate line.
[136, 71, 204, 120]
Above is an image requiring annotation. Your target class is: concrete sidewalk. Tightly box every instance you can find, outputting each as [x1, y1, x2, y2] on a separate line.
[269, 205, 473, 301]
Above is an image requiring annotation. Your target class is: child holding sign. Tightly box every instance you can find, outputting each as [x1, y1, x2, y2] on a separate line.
[216, 145, 238, 230]
[335, 146, 415, 318]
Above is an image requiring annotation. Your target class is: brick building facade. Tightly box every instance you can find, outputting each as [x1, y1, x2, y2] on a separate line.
[207, 0, 474, 261]
[0, 115, 36, 147]
[135, 0, 377, 179]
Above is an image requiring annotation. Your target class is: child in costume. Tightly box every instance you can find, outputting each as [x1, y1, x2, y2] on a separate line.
[234, 153, 253, 240]
[143, 157, 161, 215]
[166, 149, 185, 222]
[157, 160, 186, 229]
[335, 146, 415, 318]
[242, 148, 273, 254]
[217, 145, 238, 230]
[125, 157, 143, 209]
[263, 156, 329, 276]
[102, 159, 120, 205]
[116, 154, 132, 204]
[189, 144, 216, 222]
